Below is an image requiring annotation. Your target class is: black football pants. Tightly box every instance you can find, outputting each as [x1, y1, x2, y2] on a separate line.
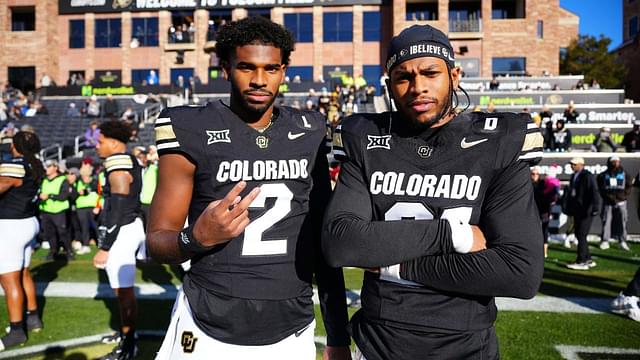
[41, 212, 72, 256]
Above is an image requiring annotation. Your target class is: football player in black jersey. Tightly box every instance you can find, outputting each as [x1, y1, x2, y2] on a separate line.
[147, 17, 350, 359]
[93, 121, 145, 360]
[0, 131, 44, 351]
[323, 24, 544, 359]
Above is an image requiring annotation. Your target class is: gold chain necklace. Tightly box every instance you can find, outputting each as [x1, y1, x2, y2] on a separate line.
[256, 113, 274, 133]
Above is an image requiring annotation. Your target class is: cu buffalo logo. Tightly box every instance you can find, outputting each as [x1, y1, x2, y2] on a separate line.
[181, 331, 198, 353]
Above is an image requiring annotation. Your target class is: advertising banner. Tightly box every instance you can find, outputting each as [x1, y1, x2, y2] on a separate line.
[60, 0, 384, 13]
[494, 104, 640, 124]
[459, 75, 584, 91]
[463, 90, 625, 107]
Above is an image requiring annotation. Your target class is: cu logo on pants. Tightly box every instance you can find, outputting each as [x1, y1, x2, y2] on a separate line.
[181, 331, 198, 353]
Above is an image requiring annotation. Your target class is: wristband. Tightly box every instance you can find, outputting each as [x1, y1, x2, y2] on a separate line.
[177, 226, 213, 257]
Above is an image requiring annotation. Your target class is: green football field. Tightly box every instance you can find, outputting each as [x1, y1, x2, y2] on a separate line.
[1, 242, 639, 359]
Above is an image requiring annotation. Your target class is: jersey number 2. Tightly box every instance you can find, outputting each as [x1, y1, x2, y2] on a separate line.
[241, 183, 292, 256]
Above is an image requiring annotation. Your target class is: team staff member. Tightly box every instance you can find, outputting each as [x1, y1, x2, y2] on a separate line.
[40, 159, 73, 260]
[148, 17, 350, 359]
[323, 24, 544, 359]
[93, 121, 145, 360]
[0, 132, 44, 351]
[74, 163, 99, 255]
[564, 157, 601, 270]
[137, 149, 157, 227]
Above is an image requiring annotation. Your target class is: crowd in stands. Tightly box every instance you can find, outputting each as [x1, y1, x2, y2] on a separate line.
[168, 23, 195, 43]
[0, 83, 49, 121]
[282, 71, 377, 129]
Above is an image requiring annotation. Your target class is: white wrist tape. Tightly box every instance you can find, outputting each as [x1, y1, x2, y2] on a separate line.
[446, 218, 473, 253]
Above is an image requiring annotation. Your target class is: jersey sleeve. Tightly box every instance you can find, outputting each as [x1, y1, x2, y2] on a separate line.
[507, 113, 544, 165]
[154, 108, 204, 166]
[322, 117, 455, 269]
[400, 157, 544, 299]
[0, 162, 26, 178]
[104, 154, 134, 173]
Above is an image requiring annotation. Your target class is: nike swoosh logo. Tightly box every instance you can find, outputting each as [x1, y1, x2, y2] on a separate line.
[106, 225, 117, 234]
[288, 132, 305, 140]
[294, 324, 311, 337]
[460, 137, 488, 149]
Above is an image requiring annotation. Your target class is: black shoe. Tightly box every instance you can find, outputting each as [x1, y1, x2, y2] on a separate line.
[0, 328, 27, 351]
[26, 313, 43, 332]
[98, 340, 138, 360]
[45, 254, 55, 261]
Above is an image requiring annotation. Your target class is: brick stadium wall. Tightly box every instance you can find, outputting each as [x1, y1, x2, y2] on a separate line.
[0, 0, 578, 88]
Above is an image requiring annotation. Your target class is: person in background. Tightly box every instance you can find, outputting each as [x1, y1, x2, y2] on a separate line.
[563, 157, 601, 270]
[531, 167, 560, 258]
[93, 121, 145, 360]
[597, 156, 633, 251]
[553, 119, 572, 152]
[592, 127, 618, 152]
[146, 70, 158, 86]
[83, 121, 101, 150]
[103, 94, 119, 120]
[65, 168, 82, 254]
[65, 103, 81, 118]
[0, 132, 44, 351]
[621, 120, 640, 152]
[543, 119, 555, 151]
[74, 162, 99, 255]
[137, 149, 157, 228]
[86, 95, 101, 118]
[612, 268, 640, 322]
[489, 76, 500, 90]
[563, 101, 579, 123]
[539, 104, 553, 124]
[40, 159, 73, 261]
[0, 123, 16, 162]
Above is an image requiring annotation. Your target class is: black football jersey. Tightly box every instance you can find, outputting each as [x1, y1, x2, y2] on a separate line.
[102, 153, 142, 225]
[0, 157, 40, 219]
[155, 100, 343, 346]
[326, 111, 544, 358]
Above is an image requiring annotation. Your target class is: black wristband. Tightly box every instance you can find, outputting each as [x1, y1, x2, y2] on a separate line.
[177, 226, 213, 257]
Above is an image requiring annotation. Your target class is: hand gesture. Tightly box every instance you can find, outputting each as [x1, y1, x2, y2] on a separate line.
[192, 181, 260, 248]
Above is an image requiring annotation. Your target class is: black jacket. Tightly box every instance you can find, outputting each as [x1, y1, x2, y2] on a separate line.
[564, 169, 601, 218]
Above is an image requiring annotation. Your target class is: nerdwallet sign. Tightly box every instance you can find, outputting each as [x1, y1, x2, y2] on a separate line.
[60, 0, 382, 13]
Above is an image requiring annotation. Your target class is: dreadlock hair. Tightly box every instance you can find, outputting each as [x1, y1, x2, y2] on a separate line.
[214, 16, 295, 66]
[12, 131, 44, 183]
[99, 120, 131, 144]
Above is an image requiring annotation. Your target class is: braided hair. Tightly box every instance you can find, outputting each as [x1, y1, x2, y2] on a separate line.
[12, 131, 44, 183]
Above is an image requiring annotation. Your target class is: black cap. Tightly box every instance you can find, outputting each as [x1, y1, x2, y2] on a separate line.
[386, 25, 455, 72]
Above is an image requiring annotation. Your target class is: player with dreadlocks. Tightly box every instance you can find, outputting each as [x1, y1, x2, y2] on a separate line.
[323, 24, 545, 359]
[0, 131, 44, 351]
[149, 16, 350, 359]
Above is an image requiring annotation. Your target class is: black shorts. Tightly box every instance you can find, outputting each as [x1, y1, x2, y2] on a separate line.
[351, 311, 500, 360]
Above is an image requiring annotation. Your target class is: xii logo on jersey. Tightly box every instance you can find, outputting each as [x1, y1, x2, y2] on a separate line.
[206, 129, 231, 145]
[367, 135, 392, 150]
[181, 331, 198, 353]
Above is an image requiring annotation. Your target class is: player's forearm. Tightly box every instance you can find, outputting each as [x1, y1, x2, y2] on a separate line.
[401, 163, 544, 299]
[146, 230, 190, 264]
[401, 241, 543, 299]
[322, 214, 452, 268]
